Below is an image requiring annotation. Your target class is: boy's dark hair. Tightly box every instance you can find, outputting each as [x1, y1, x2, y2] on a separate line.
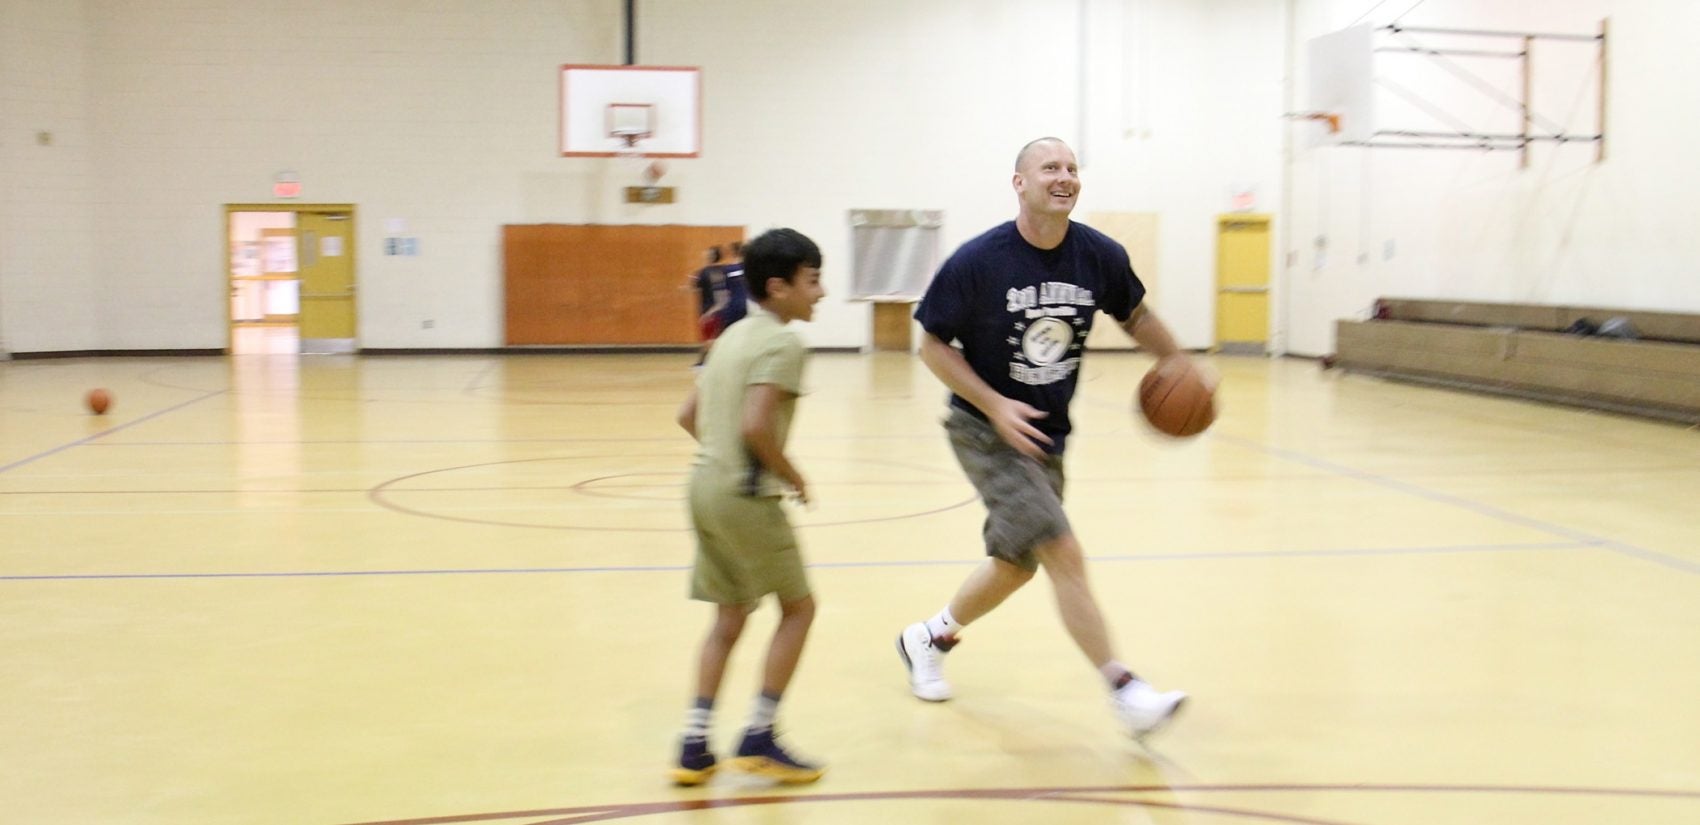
[743, 228, 820, 301]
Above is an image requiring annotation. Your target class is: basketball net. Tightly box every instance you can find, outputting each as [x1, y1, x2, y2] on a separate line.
[612, 132, 651, 184]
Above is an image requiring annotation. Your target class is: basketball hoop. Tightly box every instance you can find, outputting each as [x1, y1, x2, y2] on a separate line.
[1284, 111, 1342, 134]
[608, 130, 674, 203]
[611, 130, 649, 176]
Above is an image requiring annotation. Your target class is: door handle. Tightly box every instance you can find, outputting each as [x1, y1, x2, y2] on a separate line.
[1218, 286, 1269, 294]
[301, 289, 356, 299]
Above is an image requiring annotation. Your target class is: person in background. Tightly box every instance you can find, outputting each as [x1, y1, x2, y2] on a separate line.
[691, 246, 728, 367]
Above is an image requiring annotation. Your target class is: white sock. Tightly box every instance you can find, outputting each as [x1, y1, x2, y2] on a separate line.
[683, 697, 713, 741]
[746, 690, 781, 732]
[925, 607, 963, 640]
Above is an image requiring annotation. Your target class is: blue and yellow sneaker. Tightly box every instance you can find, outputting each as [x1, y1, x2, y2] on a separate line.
[728, 728, 823, 784]
[670, 737, 717, 786]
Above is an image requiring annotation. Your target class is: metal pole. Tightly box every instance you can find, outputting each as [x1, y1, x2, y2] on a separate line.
[1383, 23, 1601, 43]
[1276, 0, 1295, 357]
[624, 0, 635, 65]
[1375, 47, 1525, 58]
[1373, 130, 1597, 143]
[1597, 18, 1609, 162]
[1520, 35, 1532, 169]
[1076, 0, 1088, 167]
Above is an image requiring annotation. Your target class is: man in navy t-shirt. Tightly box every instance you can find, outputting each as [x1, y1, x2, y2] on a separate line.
[896, 137, 1199, 742]
[719, 241, 749, 327]
[915, 219, 1139, 454]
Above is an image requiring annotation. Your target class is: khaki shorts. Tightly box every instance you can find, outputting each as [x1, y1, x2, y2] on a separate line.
[687, 468, 810, 606]
[944, 407, 1069, 573]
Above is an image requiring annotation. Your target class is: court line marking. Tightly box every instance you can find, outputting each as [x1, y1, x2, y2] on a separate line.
[0, 540, 1589, 582]
[0, 390, 227, 477]
[365, 453, 976, 532]
[1213, 434, 1700, 576]
[337, 782, 1700, 825]
[5, 377, 1688, 575]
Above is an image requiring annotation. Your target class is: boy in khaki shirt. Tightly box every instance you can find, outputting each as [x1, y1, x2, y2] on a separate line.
[671, 228, 826, 785]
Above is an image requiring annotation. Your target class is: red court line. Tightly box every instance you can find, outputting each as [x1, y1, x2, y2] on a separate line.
[340, 782, 1700, 825]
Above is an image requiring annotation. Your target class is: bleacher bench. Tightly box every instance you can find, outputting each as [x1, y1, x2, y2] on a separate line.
[1335, 298, 1700, 424]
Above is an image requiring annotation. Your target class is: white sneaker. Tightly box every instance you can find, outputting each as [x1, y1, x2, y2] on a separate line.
[896, 622, 953, 702]
[1113, 679, 1187, 740]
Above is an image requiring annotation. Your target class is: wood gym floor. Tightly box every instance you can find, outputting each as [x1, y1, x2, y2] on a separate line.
[2, 346, 1697, 824]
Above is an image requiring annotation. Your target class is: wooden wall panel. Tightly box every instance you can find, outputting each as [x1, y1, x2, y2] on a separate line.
[504, 224, 744, 345]
[871, 302, 914, 351]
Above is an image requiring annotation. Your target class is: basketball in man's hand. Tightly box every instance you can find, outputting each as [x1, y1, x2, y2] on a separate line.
[1138, 359, 1215, 438]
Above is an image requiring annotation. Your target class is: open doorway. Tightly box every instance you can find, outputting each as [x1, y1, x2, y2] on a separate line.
[225, 204, 357, 355]
[229, 210, 299, 354]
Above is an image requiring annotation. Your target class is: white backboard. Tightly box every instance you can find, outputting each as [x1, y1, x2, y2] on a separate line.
[560, 65, 701, 158]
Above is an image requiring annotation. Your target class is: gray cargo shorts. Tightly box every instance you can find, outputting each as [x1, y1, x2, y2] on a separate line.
[943, 406, 1069, 572]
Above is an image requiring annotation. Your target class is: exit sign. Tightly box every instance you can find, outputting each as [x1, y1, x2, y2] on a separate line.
[273, 172, 301, 199]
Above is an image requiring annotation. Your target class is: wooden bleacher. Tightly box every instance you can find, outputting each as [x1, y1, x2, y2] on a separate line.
[1335, 298, 1700, 424]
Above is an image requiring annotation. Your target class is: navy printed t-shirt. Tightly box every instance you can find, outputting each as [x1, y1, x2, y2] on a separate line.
[721, 262, 749, 323]
[695, 265, 723, 314]
[914, 220, 1145, 454]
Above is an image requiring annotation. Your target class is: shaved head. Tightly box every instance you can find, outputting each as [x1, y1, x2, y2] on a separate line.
[1015, 137, 1069, 171]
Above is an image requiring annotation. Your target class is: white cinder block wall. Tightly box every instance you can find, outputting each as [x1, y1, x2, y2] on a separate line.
[0, 0, 1286, 354]
[1284, 0, 1700, 356]
[3, 1, 1689, 357]
[633, 0, 1287, 351]
[1, 1, 99, 353]
[81, 0, 615, 351]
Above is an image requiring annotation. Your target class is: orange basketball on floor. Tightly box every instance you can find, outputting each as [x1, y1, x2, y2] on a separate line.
[1138, 361, 1214, 437]
[87, 388, 111, 415]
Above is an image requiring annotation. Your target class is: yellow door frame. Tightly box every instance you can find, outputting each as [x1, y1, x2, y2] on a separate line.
[223, 203, 356, 353]
[1214, 213, 1272, 355]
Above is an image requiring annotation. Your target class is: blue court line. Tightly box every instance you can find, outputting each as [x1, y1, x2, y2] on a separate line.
[1213, 434, 1700, 576]
[91, 433, 946, 446]
[0, 389, 227, 476]
[0, 540, 1586, 582]
[1091, 540, 1594, 563]
[0, 566, 694, 581]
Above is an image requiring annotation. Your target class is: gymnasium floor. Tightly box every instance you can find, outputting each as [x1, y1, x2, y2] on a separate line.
[2, 346, 1697, 824]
